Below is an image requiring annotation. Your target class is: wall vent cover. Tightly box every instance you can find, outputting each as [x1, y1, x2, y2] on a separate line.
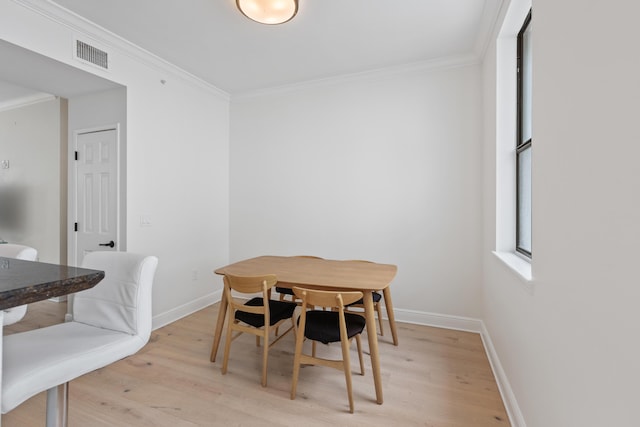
[75, 40, 109, 69]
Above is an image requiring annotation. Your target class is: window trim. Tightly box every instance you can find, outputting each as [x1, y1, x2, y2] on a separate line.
[516, 9, 532, 258]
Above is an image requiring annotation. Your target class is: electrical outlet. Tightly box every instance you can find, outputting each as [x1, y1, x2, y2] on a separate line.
[1, 160, 9, 169]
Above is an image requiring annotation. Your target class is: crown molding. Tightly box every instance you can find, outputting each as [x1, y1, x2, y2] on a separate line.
[233, 53, 481, 101]
[0, 92, 56, 112]
[10, 0, 230, 101]
[474, 0, 509, 60]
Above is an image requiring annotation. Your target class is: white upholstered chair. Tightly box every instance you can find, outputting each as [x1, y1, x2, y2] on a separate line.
[1, 251, 158, 426]
[0, 243, 38, 325]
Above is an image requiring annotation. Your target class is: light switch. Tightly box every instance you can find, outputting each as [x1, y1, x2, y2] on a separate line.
[140, 215, 152, 227]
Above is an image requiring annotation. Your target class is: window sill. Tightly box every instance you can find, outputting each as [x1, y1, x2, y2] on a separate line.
[492, 251, 533, 291]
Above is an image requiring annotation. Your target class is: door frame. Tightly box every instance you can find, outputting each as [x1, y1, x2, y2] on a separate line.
[68, 123, 123, 266]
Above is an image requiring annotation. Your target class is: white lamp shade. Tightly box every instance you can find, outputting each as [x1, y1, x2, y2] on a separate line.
[236, 0, 298, 25]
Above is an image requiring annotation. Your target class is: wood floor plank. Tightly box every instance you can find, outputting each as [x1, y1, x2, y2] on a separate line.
[2, 300, 509, 426]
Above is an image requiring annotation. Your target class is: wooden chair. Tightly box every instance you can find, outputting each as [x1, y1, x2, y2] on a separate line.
[275, 255, 323, 336]
[290, 286, 366, 413]
[222, 274, 296, 387]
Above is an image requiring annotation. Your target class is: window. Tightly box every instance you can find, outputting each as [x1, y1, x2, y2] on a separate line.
[516, 10, 532, 257]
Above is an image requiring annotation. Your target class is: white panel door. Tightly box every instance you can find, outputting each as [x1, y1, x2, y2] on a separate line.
[75, 129, 119, 266]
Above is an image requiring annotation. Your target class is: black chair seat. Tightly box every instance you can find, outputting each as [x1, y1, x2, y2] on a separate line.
[236, 298, 297, 328]
[348, 291, 382, 306]
[276, 286, 294, 295]
[301, 310, 366, 344]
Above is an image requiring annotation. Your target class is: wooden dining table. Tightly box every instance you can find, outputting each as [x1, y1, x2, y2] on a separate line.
[210, 255, 398, 404]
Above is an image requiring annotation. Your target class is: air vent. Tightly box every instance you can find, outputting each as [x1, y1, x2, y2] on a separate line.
[75, 40, 109, 69]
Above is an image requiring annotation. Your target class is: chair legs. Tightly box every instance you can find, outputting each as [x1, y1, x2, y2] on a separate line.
[291, 336, 365, 413]
[355, 335, 365, 375]
[46, 382, 69, 427]
[223, 316, 295, 388]
[339, 333, 355, 413]
[376, 302, 384, 336]
[221, 314, 235, 377]
[290, 323, 305, 400]
[261, 329, 269, 387]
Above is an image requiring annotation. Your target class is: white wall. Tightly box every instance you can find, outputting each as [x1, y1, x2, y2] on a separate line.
[482, 1, 640, 426]
[0, 97, 65, 263]
[231, 64, 484, 319]
[0, 0, 230, 322]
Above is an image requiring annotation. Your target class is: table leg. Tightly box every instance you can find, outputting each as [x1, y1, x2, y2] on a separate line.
[382, 287, 399, 346]
[209, 286, 229, 363]
[363, 291, 383, 404]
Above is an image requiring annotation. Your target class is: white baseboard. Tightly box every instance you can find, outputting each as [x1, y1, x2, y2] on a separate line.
[480, 322, 527, 427]
[151, 289, 222, 330]
[390, 307, 483, 333]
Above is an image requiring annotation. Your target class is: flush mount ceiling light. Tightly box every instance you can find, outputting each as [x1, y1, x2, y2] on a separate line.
[236, 0, 298, 25]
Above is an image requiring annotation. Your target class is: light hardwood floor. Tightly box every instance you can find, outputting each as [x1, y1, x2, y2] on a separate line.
[3, 301, 509, 426]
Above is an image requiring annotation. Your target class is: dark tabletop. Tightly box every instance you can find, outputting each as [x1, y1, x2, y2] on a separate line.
[0, 257, 104, 310]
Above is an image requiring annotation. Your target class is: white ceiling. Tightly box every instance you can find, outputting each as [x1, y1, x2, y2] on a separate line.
[51, 0, 503, 95]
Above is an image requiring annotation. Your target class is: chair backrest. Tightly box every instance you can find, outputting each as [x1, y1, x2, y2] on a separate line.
[75, 251, 158, 340]
[224, 274, 277, 316]
[292, 287, 363, 311]
[0, 244, 37, 261]
[225, 274, 277, 294]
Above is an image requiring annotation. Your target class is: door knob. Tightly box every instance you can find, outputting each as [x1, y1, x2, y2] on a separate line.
[99, 240, 115, 248]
